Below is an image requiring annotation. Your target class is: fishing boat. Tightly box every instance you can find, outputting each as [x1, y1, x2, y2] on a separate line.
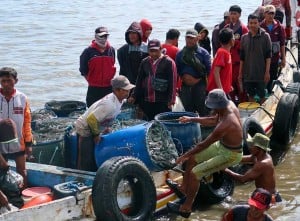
[1, 16, 300, 221]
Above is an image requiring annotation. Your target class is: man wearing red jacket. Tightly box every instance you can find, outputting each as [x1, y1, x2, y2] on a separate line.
[262, 0, 292, 39]
[80, 26, 116, 107]
[260, 5, 286, 93]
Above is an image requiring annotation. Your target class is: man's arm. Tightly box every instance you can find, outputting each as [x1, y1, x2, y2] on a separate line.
[284, 0, 292, 27]
[213, 66, 223, 89]
[224, 163, 262, 183]
[0, 190, 9, 210]
[179, 114, 219, 126]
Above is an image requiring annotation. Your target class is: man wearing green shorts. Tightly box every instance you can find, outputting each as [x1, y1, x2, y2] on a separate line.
[167, 89, 243, 218]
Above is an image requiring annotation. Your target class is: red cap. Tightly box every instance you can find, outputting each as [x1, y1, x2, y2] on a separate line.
[248, 188, 271, 210]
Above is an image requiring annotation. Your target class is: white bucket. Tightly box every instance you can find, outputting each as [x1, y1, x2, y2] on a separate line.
[238, 102, 260, 119]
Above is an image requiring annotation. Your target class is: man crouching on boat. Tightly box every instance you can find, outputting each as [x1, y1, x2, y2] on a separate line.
[74, 76, 135, 171]
[167, 89, 243, 218]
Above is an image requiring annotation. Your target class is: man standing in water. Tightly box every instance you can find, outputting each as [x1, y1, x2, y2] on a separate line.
[167, 89, 243, 218]
[224, 133, 282, 203]
[222, 188, 274, 221]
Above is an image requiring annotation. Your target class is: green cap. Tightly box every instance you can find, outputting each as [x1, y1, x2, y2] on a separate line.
[247, 133, 271, 152]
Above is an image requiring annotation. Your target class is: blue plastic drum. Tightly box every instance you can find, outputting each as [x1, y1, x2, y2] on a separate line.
[154, 112, 202, 152]
[94, 121, 178, 171]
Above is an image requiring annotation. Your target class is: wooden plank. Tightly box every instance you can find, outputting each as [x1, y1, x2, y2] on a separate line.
[0, 196, 89, 221]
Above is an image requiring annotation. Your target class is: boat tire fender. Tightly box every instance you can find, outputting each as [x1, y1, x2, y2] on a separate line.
[285, 82, 300, 98]
[92, 156, 156, 221]
[293, 70, 300, 83]
[242, 117, 265, 155]
[195, 171, 234, 205]
[271, 93, 299, 146]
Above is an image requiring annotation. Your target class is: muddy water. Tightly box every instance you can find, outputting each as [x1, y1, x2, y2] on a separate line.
[155, 128, 300, 221]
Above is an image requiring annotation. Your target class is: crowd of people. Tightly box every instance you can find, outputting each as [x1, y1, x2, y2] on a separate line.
[0, 0, 295, 219]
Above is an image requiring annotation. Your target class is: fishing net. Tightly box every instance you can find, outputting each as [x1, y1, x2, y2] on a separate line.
[31, 116, 75, 167]
[33, 117, 75, 143]
[116, 102, 138, 121]
[110, 119, 146, 132]
[146, 121, 178, 170]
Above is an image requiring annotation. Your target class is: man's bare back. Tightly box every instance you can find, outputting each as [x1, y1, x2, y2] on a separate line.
[252, 154, 276, 194]
[225, 133, 277, 195]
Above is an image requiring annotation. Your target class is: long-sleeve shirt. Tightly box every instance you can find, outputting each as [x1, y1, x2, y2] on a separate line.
[0, 89, 32, 154]
[133, 55, 177, 105]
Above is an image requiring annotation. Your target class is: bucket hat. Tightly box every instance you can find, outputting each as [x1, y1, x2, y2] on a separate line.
[205, 89, 229, 109]
[247, 133, 271, 152]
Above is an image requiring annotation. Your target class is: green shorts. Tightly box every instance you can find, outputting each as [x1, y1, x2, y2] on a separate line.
[192, 141, 242, 180]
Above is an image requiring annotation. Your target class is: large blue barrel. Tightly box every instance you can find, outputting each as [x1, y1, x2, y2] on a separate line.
[94, 121, 178, 171]
[154, 112, 201, 152]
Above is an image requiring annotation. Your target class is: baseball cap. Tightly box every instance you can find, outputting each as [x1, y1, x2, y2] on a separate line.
[224, 11, 230, 17]
[0, 67, 18, 78]
[95, 26, 109, 37]
[264, 5, 276, 13]
[111, 75, 135, 90]
[248, 188, 272, 210]
[148, 39, 161, 50]
[246, 133, 271, 152]
[185, 29, 198, 38]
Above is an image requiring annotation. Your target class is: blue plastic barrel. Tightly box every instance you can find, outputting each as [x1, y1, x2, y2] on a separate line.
[94, 121, 176, 171]
[154, 112, 201, 152]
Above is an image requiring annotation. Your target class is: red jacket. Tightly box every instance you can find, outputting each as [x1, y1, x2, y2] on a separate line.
[79, 41, 116, 87]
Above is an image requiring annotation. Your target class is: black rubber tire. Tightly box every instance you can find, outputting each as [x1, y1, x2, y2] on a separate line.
[242, 117, 266, 155]
[271, 93, 299, 146]
[195, 171, 234, 205]
[298, 30, 300, 65]
[293, 70, 300, 83]
[92, 156, 156, 221]
[285, 82, 300, 97]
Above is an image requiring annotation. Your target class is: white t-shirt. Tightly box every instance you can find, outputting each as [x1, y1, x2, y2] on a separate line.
[75, 93, 122, 137]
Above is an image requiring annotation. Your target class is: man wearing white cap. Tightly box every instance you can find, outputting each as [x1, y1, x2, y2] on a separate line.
[262, 0, 292, 39]
[79, 26, 116, 107]
[211, 11, 231, 56]
[260, 4, 286, 94]
[75, 75, 135, 171]
[175, 29, 211, 116]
